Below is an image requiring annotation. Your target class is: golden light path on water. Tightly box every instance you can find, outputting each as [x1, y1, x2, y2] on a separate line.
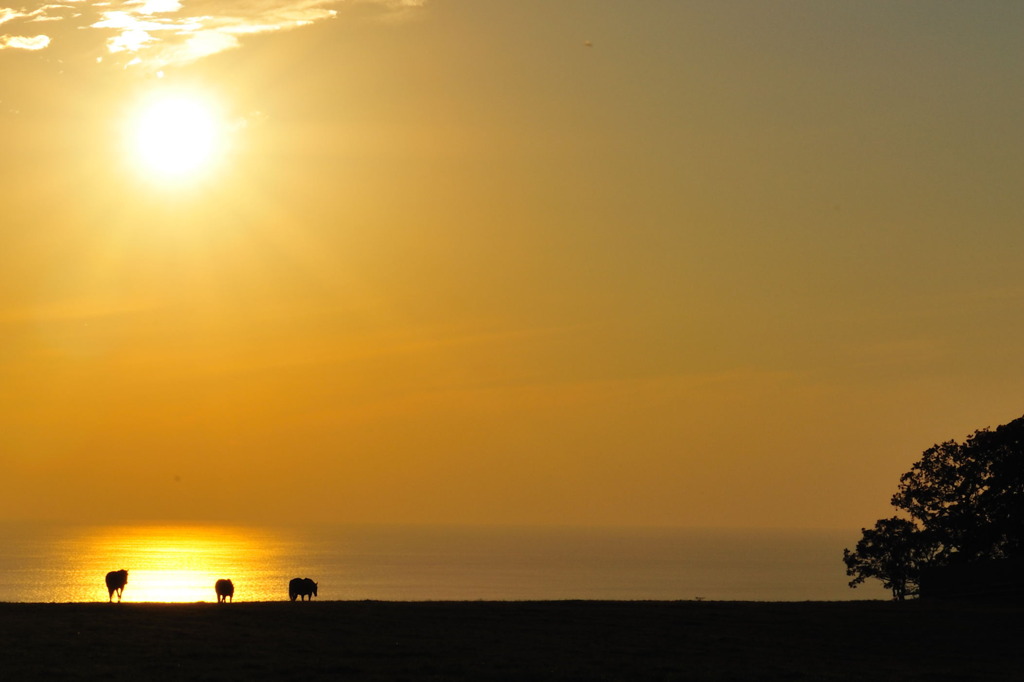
[48, 525, 302, 603]
[0, 524, 892, 602]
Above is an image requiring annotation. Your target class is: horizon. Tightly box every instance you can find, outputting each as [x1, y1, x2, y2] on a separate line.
[0, 517, 867, 531]
[3, 1, 1024, 531]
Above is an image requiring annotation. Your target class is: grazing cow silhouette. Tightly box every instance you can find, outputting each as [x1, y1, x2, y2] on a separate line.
[215, 579, 234, 603]
[105, 569, 128, 603]
[289, 577, 318, 601]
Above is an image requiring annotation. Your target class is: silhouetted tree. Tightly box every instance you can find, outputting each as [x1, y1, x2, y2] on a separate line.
[845, 414, 1024, 598]
[843, 517, 936, 600]
[892, 417, 1024, 563]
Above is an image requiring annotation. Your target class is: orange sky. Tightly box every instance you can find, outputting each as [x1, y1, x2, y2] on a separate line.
[2, 1, 1023, 529]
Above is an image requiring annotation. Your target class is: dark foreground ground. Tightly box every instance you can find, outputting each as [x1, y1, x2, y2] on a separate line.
[1, 600, 1020, 681]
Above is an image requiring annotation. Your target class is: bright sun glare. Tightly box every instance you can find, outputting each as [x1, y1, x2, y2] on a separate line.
[132, 94, 223, 178]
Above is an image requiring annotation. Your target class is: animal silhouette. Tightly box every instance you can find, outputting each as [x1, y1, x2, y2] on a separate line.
[105, 569, 128, 602]
[215, 579, 234, 603]
[288, 577, 318, 601]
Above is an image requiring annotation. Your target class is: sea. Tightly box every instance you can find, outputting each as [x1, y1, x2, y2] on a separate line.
[0, 523, 889, 603]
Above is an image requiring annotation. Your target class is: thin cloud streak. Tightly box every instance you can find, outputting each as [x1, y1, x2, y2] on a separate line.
[0, 8, 28, 25]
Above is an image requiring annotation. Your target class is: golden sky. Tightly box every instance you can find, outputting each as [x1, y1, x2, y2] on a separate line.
[2, 1, 1023, 528]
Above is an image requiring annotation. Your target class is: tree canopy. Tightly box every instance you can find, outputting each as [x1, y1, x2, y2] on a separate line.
[844, 414, 1024, 599]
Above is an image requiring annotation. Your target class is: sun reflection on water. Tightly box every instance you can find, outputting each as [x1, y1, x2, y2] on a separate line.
[59, 524, 292, 603]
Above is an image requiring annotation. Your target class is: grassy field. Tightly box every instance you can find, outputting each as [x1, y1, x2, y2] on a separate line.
[0, 600, 1020, 680]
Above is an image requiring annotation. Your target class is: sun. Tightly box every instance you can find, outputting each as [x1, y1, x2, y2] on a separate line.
[130, 93, 225, 179]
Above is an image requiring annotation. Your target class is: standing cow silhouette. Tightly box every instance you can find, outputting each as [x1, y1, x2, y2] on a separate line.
[105, 570, 128, 602]
[215, 579, 234, 603]
[288, 577, 318, 601]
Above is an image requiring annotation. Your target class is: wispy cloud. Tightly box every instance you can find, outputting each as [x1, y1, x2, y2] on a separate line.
[0, 0, 425, 66]
[0, 33, 50, 49]
[2, 4, 75, 27]
[28, 3, 73, 22]
[0, 8, 29, 25]
[91, 0, 343, 67]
